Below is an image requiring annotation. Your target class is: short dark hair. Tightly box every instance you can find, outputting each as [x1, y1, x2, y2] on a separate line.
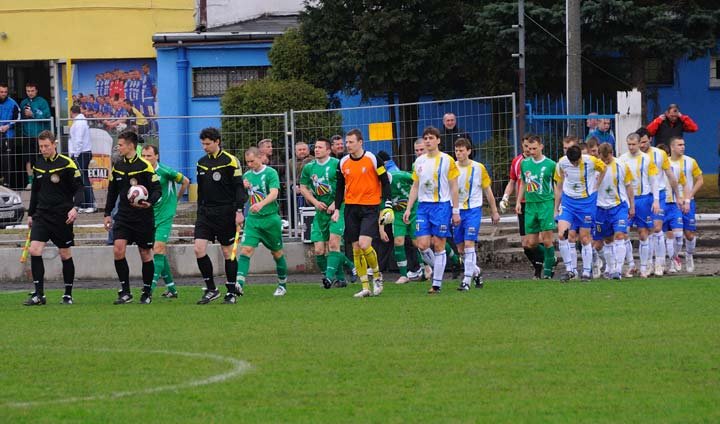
[528, 135, 543, 144]
[118, 130, 139, 147]
[123, 99, 133, 106]
[669, 136, 684, 146]
[37, 130, 56, 142]
[585, 137, 599, 148]
[522, 134, 533, 142]
[567, 145, 582, 162]
[331, 135, 343, 142]
[658, 143, 671, 154]
[25, 82, 38, 89]
[422, 126, 440, 138]
[598, 142, 613, 158]
[315, 137, 331, 150]
[0, 83, 8, 89]
[454, 138, 472, 150]
[346, 128, 363, 141]
[200, 127, 221, 142]
[667, 103, 679, 111]
[142, 144, 159, 155]
[70, 105, 81, 114]
[635, 127, 650, 138]
[562, 136, 578, 146]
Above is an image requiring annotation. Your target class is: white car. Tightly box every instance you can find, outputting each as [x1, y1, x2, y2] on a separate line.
[0, 185, 25, 229]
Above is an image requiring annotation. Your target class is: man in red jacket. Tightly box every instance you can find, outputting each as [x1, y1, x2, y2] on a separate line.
[646, 103, 698, 148]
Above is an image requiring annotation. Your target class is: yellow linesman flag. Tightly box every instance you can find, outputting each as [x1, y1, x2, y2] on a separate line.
[368, 122, 393, 141]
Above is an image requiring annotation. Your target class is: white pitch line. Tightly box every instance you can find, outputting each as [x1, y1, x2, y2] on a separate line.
[4, 349, 251, 408]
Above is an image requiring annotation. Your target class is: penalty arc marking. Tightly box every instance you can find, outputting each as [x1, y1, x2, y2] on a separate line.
[4, 349, 251, 408]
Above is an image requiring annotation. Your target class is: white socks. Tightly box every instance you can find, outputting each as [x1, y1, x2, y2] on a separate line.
[613, 239, 626, 274]
[463, 248, 476, 285]
[639, 239, 650, 272]
[421, 248, 435, 267]
[673, 230, 683, 257]
[432, 250, 447, 288]
[581, 243, 593, 276]
[602, 243, 614, 275]
[653, 232, 666, 265]
[625, 239, 635, 267]
[559, 239, 574, 272]
[685, 236, 696, 255]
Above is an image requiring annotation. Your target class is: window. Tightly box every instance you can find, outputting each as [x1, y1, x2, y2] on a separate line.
[192, 66, 268, 97]
[710, 57, 720, 88]
[644, 58, 674, 85]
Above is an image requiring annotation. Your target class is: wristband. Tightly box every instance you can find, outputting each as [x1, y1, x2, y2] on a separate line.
[452, 208, 460, 214]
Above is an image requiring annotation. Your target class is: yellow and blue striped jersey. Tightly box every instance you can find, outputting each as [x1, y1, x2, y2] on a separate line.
[665, 158, 688, 203]
[412, 152, 460, 203]
[554, 154, 606, 199]
[618, 151, 658, 197]
[673, 155, 702, 200]
[648, 146, 672, 191]
[457, 160, 492, 210]
[596, 159, 633, 209]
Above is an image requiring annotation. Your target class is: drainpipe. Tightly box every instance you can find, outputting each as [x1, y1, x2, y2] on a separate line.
[177, 42, 190, 182]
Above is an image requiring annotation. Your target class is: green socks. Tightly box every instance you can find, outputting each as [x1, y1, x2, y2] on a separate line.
[316, 254, 327, 273]
[394, 245, 408, 277]
[236, 254, 251, 287]
[152, 253, 176, 293]
[275, 255, 288, 287]
[325, 251, 343, 281]
[445, 242, 460, 265]
[543, 244, 556, 276]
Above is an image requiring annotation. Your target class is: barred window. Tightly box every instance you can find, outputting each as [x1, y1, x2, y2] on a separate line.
[710, 57, 720, 88]
[192, 67, 268, 97]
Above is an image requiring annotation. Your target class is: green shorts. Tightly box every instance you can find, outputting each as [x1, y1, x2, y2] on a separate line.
[524, 200, 557, 234]
[392, 208, 416, 238]
[311, 205, 345, 242]
[241, 214, 284, 252]
[154, 217, 173, 244]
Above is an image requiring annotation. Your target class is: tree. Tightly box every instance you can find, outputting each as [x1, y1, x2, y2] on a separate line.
[220, 79, 341, 154]
[267, 28, 312, 82]
[300, 0, 477, 167]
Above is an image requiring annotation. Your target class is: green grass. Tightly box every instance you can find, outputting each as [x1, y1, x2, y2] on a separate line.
[1, 278, 719, 423]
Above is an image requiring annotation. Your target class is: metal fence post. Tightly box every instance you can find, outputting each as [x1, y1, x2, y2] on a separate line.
[512, 92, 518, 158]
[285, 111, 296, 238]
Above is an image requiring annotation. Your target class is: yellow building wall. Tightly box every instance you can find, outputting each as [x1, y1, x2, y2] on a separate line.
[0, 0, 194, 60]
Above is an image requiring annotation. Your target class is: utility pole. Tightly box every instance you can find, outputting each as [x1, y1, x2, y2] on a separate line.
[566, 0, 582, 136]
[513, 0, 526, 142]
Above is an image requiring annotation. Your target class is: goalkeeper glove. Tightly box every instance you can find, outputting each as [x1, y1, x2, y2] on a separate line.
[379, 201, 395, 225]
[499, 194, 510, 214]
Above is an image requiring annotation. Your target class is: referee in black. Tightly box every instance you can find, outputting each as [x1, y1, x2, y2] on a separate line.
[24, 130, 84, 306]
[103, 131, 161, 304]
[194, 127, 246, 304]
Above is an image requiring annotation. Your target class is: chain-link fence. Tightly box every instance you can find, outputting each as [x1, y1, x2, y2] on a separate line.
[289, 95, 517, 230]
[1, 95, 518, 244]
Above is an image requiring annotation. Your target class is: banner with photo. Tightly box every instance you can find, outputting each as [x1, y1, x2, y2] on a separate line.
[59, 59, 158, 189]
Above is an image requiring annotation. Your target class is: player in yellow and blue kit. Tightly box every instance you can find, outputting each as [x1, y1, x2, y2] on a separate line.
[554, 145, 606, 282]
[452, 138, 500, 290]
[404, 126, 460, 294]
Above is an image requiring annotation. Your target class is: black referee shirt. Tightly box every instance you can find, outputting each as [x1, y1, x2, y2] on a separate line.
[28, 153, 84, 218]
[104, 153, 161, 223]
[196, 148, 246, 210]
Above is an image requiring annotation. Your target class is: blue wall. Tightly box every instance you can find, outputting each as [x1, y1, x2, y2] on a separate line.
[156, 43, 272, 180]
[648, 54, 720, 175]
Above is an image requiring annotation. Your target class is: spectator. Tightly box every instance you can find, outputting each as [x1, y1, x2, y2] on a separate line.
[586, 112, 599, 133]
[19, 82, 51, 189]
[0, 83, 21, 188]
[330, 134, 345, 158]
[585, 118, 615, 145]
[69, 105, 96, 213]
[646, 103, 698, 148]
[440, 112, 471, 156]
[293, 140, 314, 208]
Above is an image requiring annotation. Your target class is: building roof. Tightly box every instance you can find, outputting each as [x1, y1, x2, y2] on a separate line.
[153, 14, 298, 46]
[210, 14, 299, 33]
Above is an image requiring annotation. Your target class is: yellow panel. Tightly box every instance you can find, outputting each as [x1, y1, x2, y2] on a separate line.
[0, 1, 194, 60]
[368, 122, 394, 142]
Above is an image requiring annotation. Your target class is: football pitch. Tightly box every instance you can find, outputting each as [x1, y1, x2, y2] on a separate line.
[1, 277, 718, 423]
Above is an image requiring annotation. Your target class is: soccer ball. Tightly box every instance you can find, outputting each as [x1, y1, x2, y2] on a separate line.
[127, 185, 149, 205]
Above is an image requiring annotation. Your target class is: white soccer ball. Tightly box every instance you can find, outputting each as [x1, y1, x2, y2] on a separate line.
[127, 185, 149, 205]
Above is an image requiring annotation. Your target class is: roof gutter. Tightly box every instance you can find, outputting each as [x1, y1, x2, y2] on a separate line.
[152, 31, 283, 45]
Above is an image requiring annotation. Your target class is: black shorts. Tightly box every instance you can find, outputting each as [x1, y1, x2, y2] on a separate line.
[194, 206, 236, 246]
[344, 204, 380, 243]
[113, 219, 155, 249]
[31, 213, 74, 248]
[518, 202, 526, 237]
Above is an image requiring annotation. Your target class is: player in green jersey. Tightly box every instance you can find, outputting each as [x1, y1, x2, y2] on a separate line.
[300, 137, 356, 289]
[515, 135, 557, 278]
[237, 147, 289, 297]
[141, 145, 189, 297]
[379, 155, 421, 285]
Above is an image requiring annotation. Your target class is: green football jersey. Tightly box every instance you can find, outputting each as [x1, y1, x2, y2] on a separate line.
[389, 169, 415, 212]
[520, 156, 556, 202]
[244, 165, 281, 217]
[153, 163, 183, 221]
[299, 156, 339, 205]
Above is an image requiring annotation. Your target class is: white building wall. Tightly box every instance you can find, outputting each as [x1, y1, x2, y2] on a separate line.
[203, 0, 303, 28]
